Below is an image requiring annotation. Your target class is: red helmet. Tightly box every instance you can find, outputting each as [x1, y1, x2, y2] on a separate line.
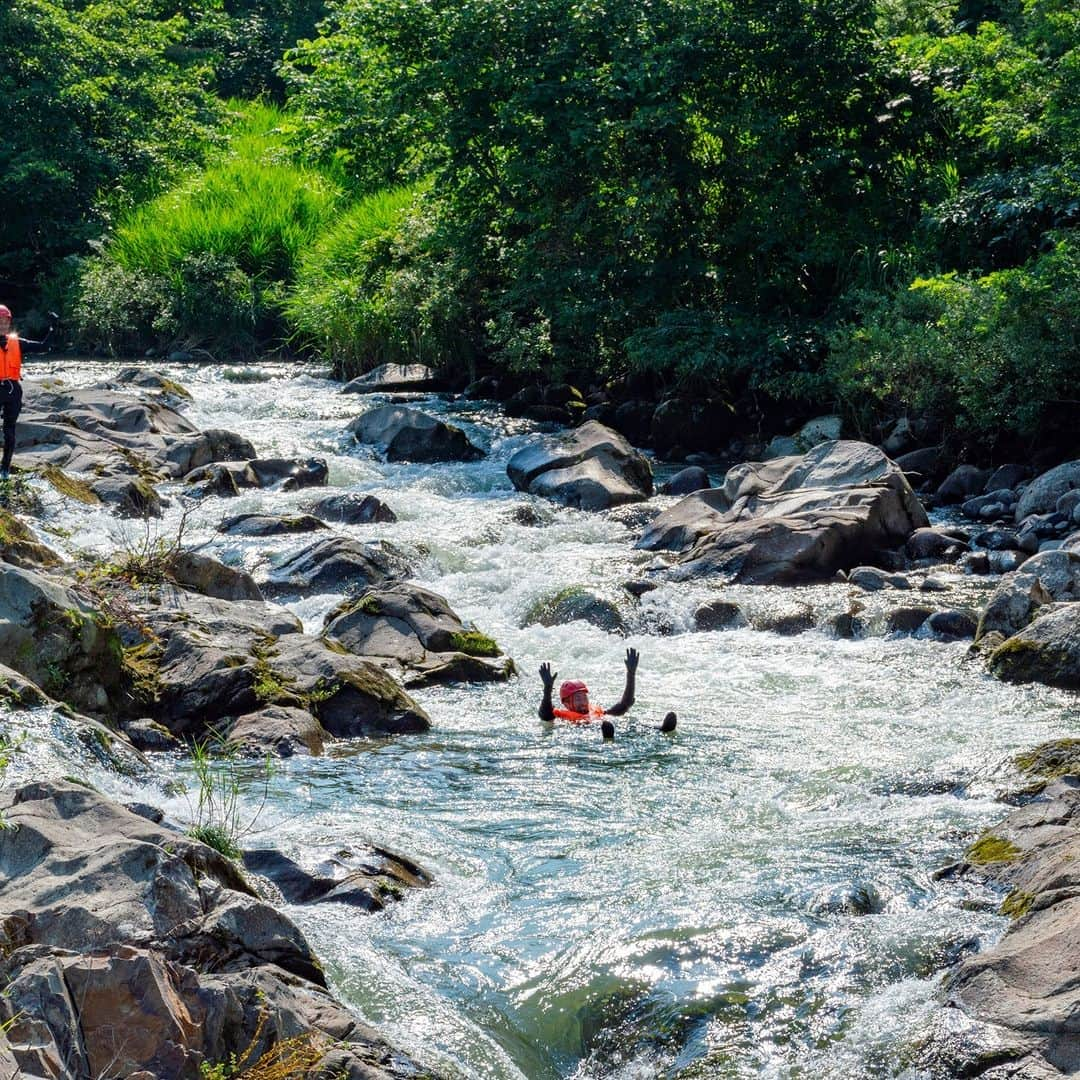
[0, 306, 10, 319]
[559, 679, 588, 703]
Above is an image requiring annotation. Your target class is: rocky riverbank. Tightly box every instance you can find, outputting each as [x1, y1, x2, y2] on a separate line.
[3, 359, 1080, 1076]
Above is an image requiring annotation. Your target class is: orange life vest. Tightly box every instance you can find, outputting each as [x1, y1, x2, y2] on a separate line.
[0, 335, 21, 382]
[552, 704, 605, 725]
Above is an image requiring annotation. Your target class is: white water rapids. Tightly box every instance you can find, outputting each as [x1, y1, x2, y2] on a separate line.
[6, 359, 1078, 1079]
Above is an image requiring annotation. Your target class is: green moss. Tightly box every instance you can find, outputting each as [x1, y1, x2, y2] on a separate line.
[250, 636, 299, 705]
[39, 465, 100, 505]
[1001, 889, 1036, 919]
[355, 593, 382, 616]
[123, 642, 162, 706]
[449, 630, 501, 657]
[62, 774, 100, 791]
[159, 377, 192, 400]
[1015, 738, 1080, 781]
[188, 824, 242, 861]
[967, 833, 1022, 866]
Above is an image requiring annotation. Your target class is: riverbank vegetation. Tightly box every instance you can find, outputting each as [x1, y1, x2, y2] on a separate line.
[4, 0, 1078, 455]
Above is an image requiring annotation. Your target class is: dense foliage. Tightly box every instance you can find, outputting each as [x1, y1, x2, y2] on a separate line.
[11, 0, 1080, 452]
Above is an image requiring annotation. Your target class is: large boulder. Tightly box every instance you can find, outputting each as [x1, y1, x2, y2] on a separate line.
[183, 457, 328, 493]
[976, 551, 1080, 640]
[0, 781, 426, 1080]
[988, 603, 1080, 688]
[638, 441, 928, 585]
[227, 704, 328, 757]
[1015, 461, 1080, 522]
[0, 564, 128, 716]
[323, 582, 513, 687]
[217, 512, 329, 538]
[522, 586, 628, 634]
[169, 550, 264, 601]
[348, 405, 482, 463]
[341, 363, 443, 394]
[507, 421, 653, 511]
[305, 491, 397, 524]
[258, 536, 405, 598]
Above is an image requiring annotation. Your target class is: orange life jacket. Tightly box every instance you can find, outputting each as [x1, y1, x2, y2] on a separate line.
[0, 335, 21, 382]
[552, 704, 605, 725]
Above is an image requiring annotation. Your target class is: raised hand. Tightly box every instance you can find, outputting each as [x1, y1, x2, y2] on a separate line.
[624, 647, 639, 673]
[539, 661, 557, 690]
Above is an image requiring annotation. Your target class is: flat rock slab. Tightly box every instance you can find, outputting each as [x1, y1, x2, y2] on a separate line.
[348, 405, 483, 463]
[259, 535, 406, 598]
[506, 421, 653, 511]
[341, 362, 443, 394]
[218, 512, 330, 537]
[639, 441, 928, 585]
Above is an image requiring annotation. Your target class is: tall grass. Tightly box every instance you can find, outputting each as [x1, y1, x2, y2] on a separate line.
[75, 101, 340, 356]
[286, 182, 449, 375]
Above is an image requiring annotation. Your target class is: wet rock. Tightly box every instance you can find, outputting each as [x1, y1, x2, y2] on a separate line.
[243, 844, 432, 911]
[927, 610, 978, 641]
[936, 465, 993, 505]
[906, 527, 966, 563]
[162, 428, 257, 478]
[119, 717, 183, 752]
[988, 549, 1028, 574]
[639, 442, 927, 585]
[972, 527, 1020, 552]
[753, 603, 814, 635]
[848, 566, 911, 591]
[605, 503, 660, 530]
[809, 882, 884, 916]
[250, 457, 329, 490]
[623, 578, 659, 598]
[259, 536, 404, 598]
[0, 564, 127, 717]
[660, 465, 710, 496]
[0, 781, 422, 1080]
[106, 367, 193, 401]
[506, 503, 554, 527]
[886, 606, 934, 634]
[218, 512, 330, 537]
[985, 464, 1032, 492]
[341, 362, 443, 394]
[988, 604, 1080, 688]
[304, 492, 397, 525]
[958, 551, 991, 575]
[0, 508, 61, 570]
[1015, 461, 1080, 522]
[881, 417, 915, 456]
[977, 551, 1080, 640]
[322, 582, 513, 687]
[348, 405, 482, 463]
[505, 383, 586, 424]
[523, 585, 628, 634]
[962, 489, 1017, 520]
[183, 461, 241, 499]
[169, 551, 263, 602]
[89, 473, 163, 518]
[507, 421, 653, 511]
[611, 400, 654, 446]
[227, 704, 327, 757]
[895, 446, 944, 485]
[919, 575, 952, 592]
[693, 599, 749, 631]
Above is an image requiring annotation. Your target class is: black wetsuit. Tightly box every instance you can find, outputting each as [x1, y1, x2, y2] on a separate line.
[1, 333, 49, 475]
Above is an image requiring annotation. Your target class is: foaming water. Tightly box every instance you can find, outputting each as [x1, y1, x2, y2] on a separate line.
[10, 358, 1079, 1078]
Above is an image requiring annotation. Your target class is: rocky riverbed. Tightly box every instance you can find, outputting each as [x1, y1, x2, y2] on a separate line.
[1, 359, 1080, 1077]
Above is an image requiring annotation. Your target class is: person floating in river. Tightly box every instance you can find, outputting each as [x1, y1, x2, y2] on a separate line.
[538, 648, 677, 738]
[0, 304, 54, 480]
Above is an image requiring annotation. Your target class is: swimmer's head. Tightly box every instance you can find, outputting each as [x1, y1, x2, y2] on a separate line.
[559, 679, 589, 712]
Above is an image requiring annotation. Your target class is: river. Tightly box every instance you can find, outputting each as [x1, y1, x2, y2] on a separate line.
[9, 359, 1078, 1079]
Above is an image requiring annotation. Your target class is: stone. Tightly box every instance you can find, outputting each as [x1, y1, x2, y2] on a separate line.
[242, 844, 431, 911]
[985, 464, 1032, 492]
[0, 564, 127, 717]
[217, 512, 329, 537]
[259, 536, 404, 598]
[649, 397, 734, 455]
[886, 606, 934, 634]
[304, 492, 397, 525]
[0, 508, 61, 570]
[961, 490, 1017, 520]
[848, 566, 911, 591]
[936, 465, 993, 505]
[894, 446, 944, 485]
[227, 705, 328, 757]
[183, 461, 241, 499]
[169, 551, 263, 602]
[927, 610, 977, 640]
[907, 528, 966, 563]
[507, 421, 653, 511]
[1015, 462, 1080, 521]
[881, 417, 915, 457]
[341, 362, 442, 393]
[348, 405, 482, 463]
[919, 575, 952, 592]
[119, 717, 183, 752]
[693, 599, 749, 631]
[988, 549, 1028, 574]
[971, 527, 1020, 551]
[322, 582, 513, 686]
[989, 604, 1080, 688]
[794, 414, 842, 449]
[660, 465, 710, 496]
[977, 551, 1080, 640]
[958, 551, 991, 575]
[623, 578, 659, 598]
[249, 457, 329, 490]
[753, 603, 815, 635]
[763, 435, 800, 460]
[522, 586, 628, 634]
[89, 473, 163, 518]
[639, 441, 927, 585]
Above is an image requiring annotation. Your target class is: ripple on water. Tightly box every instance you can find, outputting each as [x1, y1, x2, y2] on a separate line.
[15, 358, 1080, 1079]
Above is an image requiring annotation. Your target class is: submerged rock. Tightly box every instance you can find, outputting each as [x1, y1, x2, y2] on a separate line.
[348, 405, 483, 463]
[523, 585, 628, 634]
[693, 598, 749, 631]
[217, 512, 329, 537]
[507, 421, 653, 511]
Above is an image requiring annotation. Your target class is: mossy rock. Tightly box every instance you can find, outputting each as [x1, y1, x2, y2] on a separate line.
[987, 606, 1080, 688]
[39, 465, 101, 505]
[448, 630, 500, 657]
[1000, 889, 1036, 920]
[522, 585, 627, 633]
[0, 508, 61, 570]
[1015, 738, 1080, 781]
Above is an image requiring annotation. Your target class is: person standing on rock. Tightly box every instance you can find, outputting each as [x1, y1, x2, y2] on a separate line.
[0, 304, 53, 480]
[538, 648, 676, 738]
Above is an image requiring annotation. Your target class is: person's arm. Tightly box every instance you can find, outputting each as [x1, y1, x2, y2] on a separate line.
[538, 662, 557, 723]
[606, 647, 638, 716]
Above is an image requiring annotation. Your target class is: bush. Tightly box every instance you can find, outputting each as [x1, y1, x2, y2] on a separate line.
[72, 103, 338, 356]
[825, 229, 1080, 450]
[287, 186, 472, 378]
